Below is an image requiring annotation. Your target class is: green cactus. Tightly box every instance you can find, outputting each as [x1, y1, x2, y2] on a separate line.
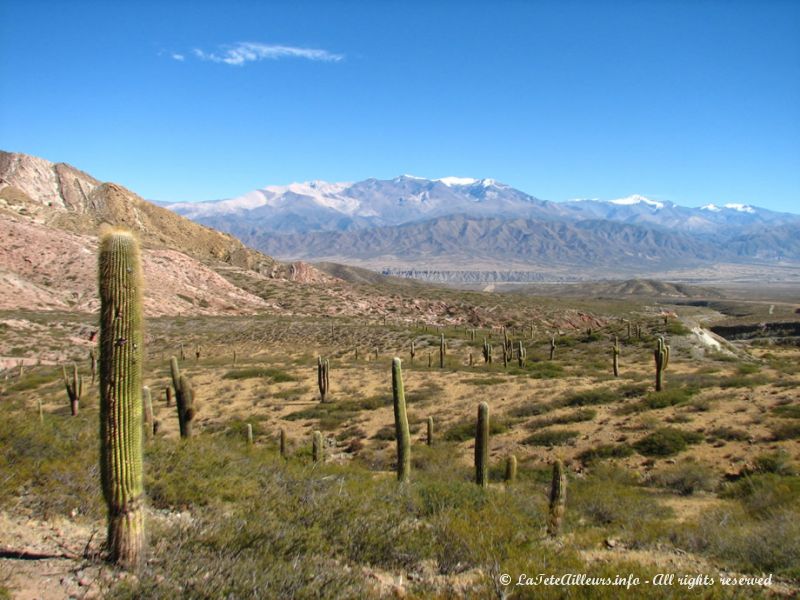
[410, 340, 416, 363]
[142, 386, 154, 440]
[392, 358, 411, 483]
[62, 363, 83, 416]
[317, 356, 330, 403]
[504, 454, 517, 483]
[439, 333, 445, 368]
[280, 427, 288, 459]
[98, 229, 145, 569]
[246, 423, 253, 445]
[165, 386, 172, 407]
[426, 416, 434, 447]
[517, 341, 526, 367]
[612, 335, 621, 377]
[547, 459, 567, 537]
[194, 346, 201, 363]
[654, 336, 670, 392]
[550, 335, 557, 360]
[312, 430, 323, 463]
[475, 402, 490, 488]
[89, 349, 97, 384]
[482, 338, 493, 365]
[177, 374, 195, 438]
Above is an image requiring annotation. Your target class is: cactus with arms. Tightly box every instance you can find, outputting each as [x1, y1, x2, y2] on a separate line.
[63, 363, 83, 416]
[654, 336, 670, 391]
[98, 229, 145, 569]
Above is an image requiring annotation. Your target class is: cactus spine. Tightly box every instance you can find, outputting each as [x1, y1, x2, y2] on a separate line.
[612, 335, 620, 377]
[504, 454, 517, 483]
[426, 416, 434, 447]
[98, 230, 145, 569]
[654, 336, 670, 392]
[475, 402, 490, 488]
[317, 356, 330, 403]
[312, 430, 323, 463]
[547, 459, 567, 537]
[392, 358, 411, 483]
[62, 363, 83, 416]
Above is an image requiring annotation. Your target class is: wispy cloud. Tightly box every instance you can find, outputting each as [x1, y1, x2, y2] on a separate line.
[192, 42, 344, 66]
[171, 53, 185, 61]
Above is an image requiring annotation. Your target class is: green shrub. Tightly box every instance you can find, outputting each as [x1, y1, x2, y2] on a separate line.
[750, 450, 796, 476]
[577, 443, 634, 464]
[562, 388, 617, 407]
[443, 418, 508, 442]
[222, 367, 296, 382]
[773, 404, 800, 419]
[771, 422, 800, 440]
[647, 461, 718, 495]
[633, 428, 704, 457]
[522, 428, 579, 447]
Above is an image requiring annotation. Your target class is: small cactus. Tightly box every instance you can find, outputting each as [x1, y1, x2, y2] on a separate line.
[165, 386, 172, 407]
[246, 423, 253, 445]
[142, 386, 154, 440]
[439, 333, 445, 368]
[426, 416, 434, 446]
[62, 363, 83, 416]
[654, 336, 670, 392]
[475, 402, 490, 488]
[547, 459, 567, 537]
[89, 350, 97, 384]
[482, 339, 493, 365]
[170, 361, 195, 439]
[392, 358, 411, 483]
[612, 336, 621, 377]
[194, 346, 201, 363]
[550, 335, 557, 360]
[504, 454, 517, 483]
[317, 356, 330, 403]
[410, 340, 416, 363]
[312, 430, 323, 463]
[98, 229, 145, 568]
[280, 427, 288, 459]
[517, 341, 526, 367]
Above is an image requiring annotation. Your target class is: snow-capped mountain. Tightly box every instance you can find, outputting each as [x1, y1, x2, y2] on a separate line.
[167, 177, 797, 236]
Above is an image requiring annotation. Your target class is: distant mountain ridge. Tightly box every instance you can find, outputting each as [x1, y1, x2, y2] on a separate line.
[164, 175, 800, 276]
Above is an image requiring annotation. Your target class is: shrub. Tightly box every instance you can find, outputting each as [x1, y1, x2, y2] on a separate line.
[527, 408, 596, 430]
[633, 428, 704, 457]
[750, 450, 797, 476]
[773, 404, 800, 419]
[443, 418, 508, 442]
[647, 461, 718, 495]
[577, 443, 634, 464]
[562, 389, 617, 407]
[771, 422, 800, 441]
[522, 428, 579, 447]
[222, 367, 297, 382]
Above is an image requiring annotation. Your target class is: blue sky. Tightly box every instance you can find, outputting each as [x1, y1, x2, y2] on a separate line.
[1, 0, 798, 211]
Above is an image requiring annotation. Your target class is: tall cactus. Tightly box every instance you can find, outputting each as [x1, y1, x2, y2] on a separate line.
[392, 358, 411, 483]
[98, 229, 145, 569]
[482, 338, 493, 365]
[62, 363, 83, 416]
[280, 427, 288, 459]
[517, 341, 526, 368]
[170, 357, 195, 438]
[317, 356, 330, 403]
[550, 335, 557, 360]
[426, 416, 434, 447]
[439, 333, 445, 368]
[89, 349, 97, 384]
[410, 340, 416, 364]
[547, 459, 567, 537]
[654, 336, 670, 392]
[612, 335, 620, 377]
[475, 402, 490, 488]
[312, 430, 323, 463]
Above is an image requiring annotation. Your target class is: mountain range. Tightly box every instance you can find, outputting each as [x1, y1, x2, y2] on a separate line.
[165, 176, 800, 278]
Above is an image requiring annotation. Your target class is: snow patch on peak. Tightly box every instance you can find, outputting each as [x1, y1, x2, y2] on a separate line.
[609, 195, 665, 209]
[724, 203, 755, 214]
[700, 204, 722, 212]
[437, 177, 478, 187]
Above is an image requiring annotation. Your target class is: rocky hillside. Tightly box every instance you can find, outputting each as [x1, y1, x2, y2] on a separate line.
[0, 151, 334, 316]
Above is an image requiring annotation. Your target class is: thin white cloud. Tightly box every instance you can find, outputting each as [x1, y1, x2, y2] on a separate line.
[192, 42, 343, 66]
[171, 53, 185, 61]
